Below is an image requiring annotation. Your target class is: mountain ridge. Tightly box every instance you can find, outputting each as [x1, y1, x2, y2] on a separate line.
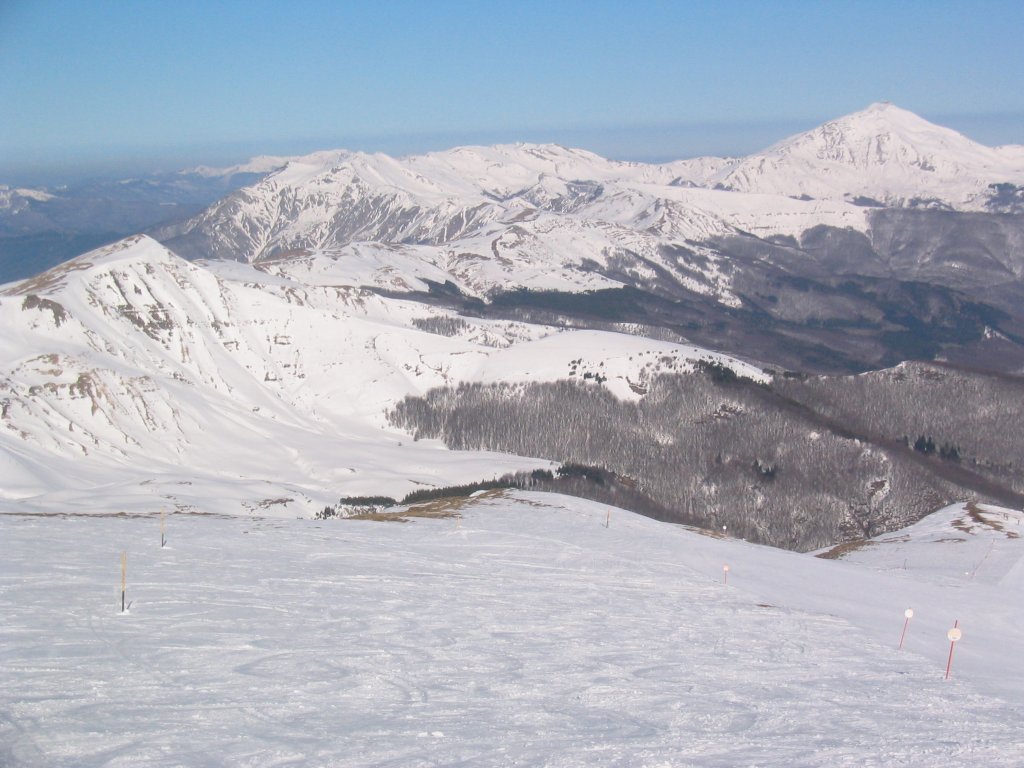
[156, 103, 1024, 270]
[1, 233, 766, 507]
[3, 234, 1023, 550]
[151, 105, 1024, 338]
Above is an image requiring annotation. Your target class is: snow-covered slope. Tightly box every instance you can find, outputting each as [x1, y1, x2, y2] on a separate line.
[0, 235, 758, 510]
[713, 102, 1024, 209]
[1, 492, 1021, 765]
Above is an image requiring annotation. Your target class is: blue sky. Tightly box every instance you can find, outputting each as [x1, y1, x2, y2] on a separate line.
[1, 0, 1023, 182]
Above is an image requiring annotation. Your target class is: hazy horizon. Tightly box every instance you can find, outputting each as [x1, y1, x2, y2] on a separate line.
[3, 107, 1023, 188]
[3, 1, 1023, 186]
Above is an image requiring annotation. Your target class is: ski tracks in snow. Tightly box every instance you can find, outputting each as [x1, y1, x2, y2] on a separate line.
[1, 500, 1022, 766]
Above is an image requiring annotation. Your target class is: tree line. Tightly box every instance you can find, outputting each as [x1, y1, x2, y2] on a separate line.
[387, 365, 982, 551]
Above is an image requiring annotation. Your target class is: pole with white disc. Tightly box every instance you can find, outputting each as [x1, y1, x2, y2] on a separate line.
[945, 621, 962, 680]
[898, 608, 913, 650]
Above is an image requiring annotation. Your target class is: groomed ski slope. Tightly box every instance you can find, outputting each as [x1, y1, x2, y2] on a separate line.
[1, 492, 1022, 767]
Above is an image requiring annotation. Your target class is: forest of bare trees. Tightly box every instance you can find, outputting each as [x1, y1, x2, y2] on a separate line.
[386, 362, 1019, 551]
[774, 361, 1024, 495]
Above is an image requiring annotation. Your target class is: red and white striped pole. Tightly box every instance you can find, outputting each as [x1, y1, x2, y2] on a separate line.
[898, 607, 913, 650]
[945, 620, 962, 680]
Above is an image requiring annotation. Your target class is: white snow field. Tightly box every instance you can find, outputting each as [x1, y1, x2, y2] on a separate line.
[2, 492, 1022, 767]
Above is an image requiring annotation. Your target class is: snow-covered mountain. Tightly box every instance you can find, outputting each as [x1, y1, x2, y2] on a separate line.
[0, 234, 757, 510]
[3, 104, 1024, 535]
[4, 233, 1022, 550]
[156, 140, 868, 290]
[152, 105, 1024, 340]
[712, 102, 1024, 209]
[161, 105, 1024, 262]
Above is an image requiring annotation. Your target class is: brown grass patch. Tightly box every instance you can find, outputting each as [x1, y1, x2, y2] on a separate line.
[345, 489, 510, 522]
[964, 501, 1020, 538]
[686, 526, 729, 540]
[816, 539, 875, 560]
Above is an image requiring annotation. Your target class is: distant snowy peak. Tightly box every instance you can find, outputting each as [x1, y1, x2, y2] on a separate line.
[263, 143, 733, 201]
[186, 155, 301, 179]
[714, 102, 1024, 208]
[0, 185, 56, 209]
[260, 143, 625, 202]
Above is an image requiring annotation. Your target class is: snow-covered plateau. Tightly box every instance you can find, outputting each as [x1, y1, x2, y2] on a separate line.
[1, 493, 1022, 766]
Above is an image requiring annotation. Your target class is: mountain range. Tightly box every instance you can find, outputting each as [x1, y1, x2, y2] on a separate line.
[2, 103, 1023, 549]
[153, 102, 1024, 373]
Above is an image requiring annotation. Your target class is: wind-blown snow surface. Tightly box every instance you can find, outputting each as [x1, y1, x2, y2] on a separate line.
[1, 492, 1021, 766]
[0, 235, 759, 511]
